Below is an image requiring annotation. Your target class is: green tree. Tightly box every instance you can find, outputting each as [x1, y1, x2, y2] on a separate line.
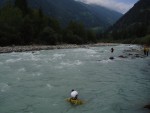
[87, 30, 97, 43]
[15, 0, 28, 15]
[39, 27, 58, 45]
[0, 6, 23, 46]
[19, 16, 34, 45]
[66, 21, 87, 43]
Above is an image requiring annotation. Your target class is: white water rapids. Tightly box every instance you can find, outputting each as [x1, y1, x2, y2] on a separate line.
[0, 44, 150, 113]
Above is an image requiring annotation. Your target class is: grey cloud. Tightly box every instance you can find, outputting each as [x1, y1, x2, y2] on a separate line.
[75, 0, 134, 13]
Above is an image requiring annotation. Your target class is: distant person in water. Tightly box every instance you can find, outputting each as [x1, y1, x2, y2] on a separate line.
[111, 48, 114, 53]
[146, 47, 149, 56]
[71, 89, 78, 100]
[144, 46, 149, 56]
[144, 46, 147, 55]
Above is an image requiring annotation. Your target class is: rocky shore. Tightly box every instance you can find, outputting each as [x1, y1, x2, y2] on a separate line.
[0, 43, 118, 54]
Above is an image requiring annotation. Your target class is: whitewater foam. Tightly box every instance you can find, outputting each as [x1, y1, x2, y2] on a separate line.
[52, 54, 65, 60]
[99, 59, 114, 64]
[73, 48, 97, 54]
[6, 58, 22, 63]
[19, 52, 41, 61]
[86, 49, 97, 54]
[18, 68, 26, 72]
[47, 84, 53, 90]
[0, 83, 10, 92]
[60, 60, 82, 66]
[32, 73, 42, 77]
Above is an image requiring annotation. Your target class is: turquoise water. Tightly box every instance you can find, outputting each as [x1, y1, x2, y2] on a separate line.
[0, 44, 150, 113]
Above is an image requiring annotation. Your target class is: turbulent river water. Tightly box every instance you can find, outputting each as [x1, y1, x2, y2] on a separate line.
[0, 44, 150, 113]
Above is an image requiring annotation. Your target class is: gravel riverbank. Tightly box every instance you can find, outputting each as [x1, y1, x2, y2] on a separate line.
[0, 43, 118, 54]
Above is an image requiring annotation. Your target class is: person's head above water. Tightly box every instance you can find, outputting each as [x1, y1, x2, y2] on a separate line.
[71, 89, 74, 92]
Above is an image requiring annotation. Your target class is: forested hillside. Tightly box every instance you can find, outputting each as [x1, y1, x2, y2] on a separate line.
[0, 0, 122, 29]
[105, 0, 150, 45]
[0, 0, 97, 46]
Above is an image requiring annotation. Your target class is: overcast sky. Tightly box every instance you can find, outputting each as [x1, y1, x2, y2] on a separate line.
[75, 0, 139, 14]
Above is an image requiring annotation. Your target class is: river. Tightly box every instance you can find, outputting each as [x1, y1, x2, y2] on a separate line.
[0, 44, 150, 113]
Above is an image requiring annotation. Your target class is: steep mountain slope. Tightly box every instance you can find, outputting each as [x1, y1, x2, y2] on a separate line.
[0, 0, 122, 28]
[110, 0, 150, 32]
[107, 0, 150, 42]
[85, 4, 122, 25]
[27, 0, 122, 28]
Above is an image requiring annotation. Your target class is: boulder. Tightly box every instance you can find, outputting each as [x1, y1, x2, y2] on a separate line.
[118, 55, 128, 58]
[144, 104, 150, 109]
[109, 57, 114, 60]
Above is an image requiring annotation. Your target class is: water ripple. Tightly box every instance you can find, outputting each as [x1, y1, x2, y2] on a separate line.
[0, 83, 10, 92]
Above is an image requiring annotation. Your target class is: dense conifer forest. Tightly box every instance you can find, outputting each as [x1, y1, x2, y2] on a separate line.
[0, 0, 97, 46]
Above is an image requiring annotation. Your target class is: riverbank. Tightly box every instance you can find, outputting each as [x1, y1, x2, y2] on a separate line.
[0, 43, 119, 54]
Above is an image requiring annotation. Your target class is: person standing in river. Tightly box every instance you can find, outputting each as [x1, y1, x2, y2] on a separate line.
[146, 47, 149, 56]
[111, 48, 114, 53]
[144, 46, 147, 55]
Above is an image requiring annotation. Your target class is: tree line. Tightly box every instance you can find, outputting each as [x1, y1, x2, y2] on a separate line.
[102, 23, 150, 45]
[0, 0, 97, 46]
[100, 6, 150, 45]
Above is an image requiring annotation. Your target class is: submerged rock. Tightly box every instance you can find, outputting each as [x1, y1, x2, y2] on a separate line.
[144, 104, 150, 109]
[109, 57, 114, 60]
[118, 55, 128, 58]
[135, 54, 140, 57]
[128, 53, 133, 56]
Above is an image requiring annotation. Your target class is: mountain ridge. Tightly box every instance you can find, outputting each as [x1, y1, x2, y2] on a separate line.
[110, 0, 150, 30]
[0, 0, 122, 29]
[106, 0, 150, 44]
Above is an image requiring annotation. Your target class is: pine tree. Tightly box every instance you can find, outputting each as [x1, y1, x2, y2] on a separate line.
[15, 0, 28, 15]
